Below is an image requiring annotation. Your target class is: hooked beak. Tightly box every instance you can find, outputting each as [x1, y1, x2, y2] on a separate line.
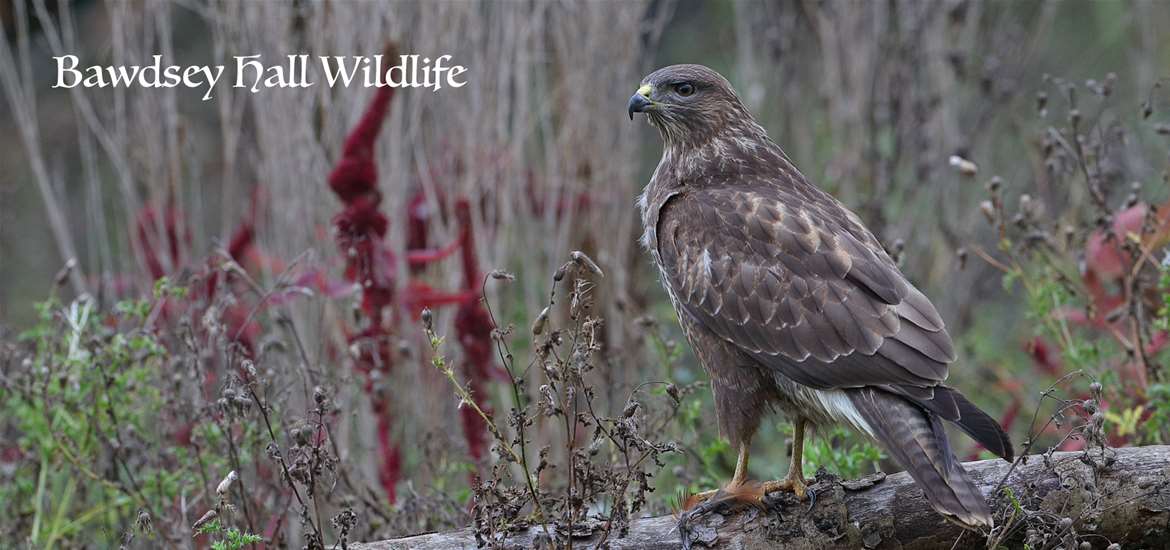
[627, 84, 654, 120]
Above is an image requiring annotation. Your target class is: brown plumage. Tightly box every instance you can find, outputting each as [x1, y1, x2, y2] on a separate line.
[628, 64, 1012, 529]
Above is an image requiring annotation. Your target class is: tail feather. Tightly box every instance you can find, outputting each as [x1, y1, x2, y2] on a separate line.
[849, 388, 994, 529]
[892, 384, 1015, 461]
[949, 388, 1015, 461]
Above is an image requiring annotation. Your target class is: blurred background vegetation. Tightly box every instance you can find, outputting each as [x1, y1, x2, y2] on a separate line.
[2, 0, 1169, 547]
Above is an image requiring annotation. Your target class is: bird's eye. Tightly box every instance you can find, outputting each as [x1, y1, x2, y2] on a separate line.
[675, 83, 695, 97]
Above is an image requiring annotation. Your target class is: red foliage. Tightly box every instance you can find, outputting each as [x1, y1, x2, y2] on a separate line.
[1020, 201, 1170, 447]
[1025, 337, 1063, 377]
[1079, 202, 1170, 331]
[325, 80, 498, 502]
[1075, 201, 1170, 394]
[451, 200, 493, 462]
[134, 193, 187, 282]
[135, 193, 189, 280]
[227, 186, 266, 267]
[999, 392, 1022, 434]
[120, 59, 500, 509]
[1084, 202, 1170, 280]
[328, 82, 395, 204]
[454, 302, 493, 461]
[326, 84, 404, 502]
[130, 182, 268, 358]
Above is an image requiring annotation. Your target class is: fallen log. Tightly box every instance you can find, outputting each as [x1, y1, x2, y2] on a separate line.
[355, 445, 1170, 549]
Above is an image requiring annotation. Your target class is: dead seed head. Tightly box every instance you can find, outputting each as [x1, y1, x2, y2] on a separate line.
[192, 509, 218, 532]
[570, 251, 604, 278]
[488, 270, 516, 281]
[216, 470, 239, 496]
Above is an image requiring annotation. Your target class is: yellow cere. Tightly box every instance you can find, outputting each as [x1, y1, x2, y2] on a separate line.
[637, 84, 653, 97]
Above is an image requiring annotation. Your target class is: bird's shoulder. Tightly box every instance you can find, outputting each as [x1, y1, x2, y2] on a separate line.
[653, 180, 896, 298]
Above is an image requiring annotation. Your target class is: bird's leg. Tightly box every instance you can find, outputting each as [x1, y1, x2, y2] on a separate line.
[731, 440, 751, 487]
[690, 440, 751, 503]
[763, 416, 809, 500]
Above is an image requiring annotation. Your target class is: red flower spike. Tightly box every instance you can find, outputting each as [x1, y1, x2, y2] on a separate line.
[325, 47, 504, 500]
[450, 199, 496, 464]
[454, 299, 493, 461]
[327, 66, 404, 504]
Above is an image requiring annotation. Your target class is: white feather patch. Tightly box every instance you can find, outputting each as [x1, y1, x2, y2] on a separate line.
[809, 389, 875, 437]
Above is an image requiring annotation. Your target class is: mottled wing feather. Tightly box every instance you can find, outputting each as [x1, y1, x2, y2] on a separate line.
[655, 184, 955, 391]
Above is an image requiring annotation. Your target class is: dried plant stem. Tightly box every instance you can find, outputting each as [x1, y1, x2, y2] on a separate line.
[425, 331, 518, 466]
[477, 276, 555, 539]
[0, 0, 86, 295]
[246, 384, 325, 546]
[422, 322, 555, 537]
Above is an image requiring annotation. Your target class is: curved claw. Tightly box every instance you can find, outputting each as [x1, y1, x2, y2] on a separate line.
[676, 509, 695, 550]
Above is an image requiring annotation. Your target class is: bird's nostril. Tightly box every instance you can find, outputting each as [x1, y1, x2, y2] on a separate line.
[627, 93, 653, 120]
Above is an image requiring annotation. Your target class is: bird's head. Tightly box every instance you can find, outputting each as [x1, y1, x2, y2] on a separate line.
[627, 64, 755, 147]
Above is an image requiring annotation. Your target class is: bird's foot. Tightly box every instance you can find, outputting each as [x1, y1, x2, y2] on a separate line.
[762, 476, 807, 500]
[677, 482, 771, 550]
[681, 481, 768, 512]
[761, 476, 816, 512]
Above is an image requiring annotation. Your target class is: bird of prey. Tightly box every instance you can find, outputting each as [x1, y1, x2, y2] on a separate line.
[628, 64, 1013, 529]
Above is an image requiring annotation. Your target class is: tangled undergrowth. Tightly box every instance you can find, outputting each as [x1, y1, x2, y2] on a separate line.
[423, 252, 685, 547]
[0, 245, 883, 549]
[960, 73, 1170, 549]
[0, 266, 383, 548]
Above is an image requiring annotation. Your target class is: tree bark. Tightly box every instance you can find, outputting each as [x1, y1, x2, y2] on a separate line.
[355, 445, 1170, 549]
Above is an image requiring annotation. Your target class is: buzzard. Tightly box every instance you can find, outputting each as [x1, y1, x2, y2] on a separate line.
[628, 64, 1012, 529]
